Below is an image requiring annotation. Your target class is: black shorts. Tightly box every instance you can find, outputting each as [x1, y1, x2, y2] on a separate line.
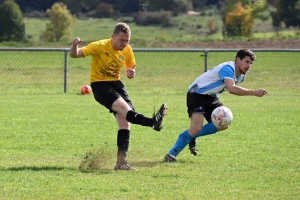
[186, 92, 223, 122]
[91, 81, 134, 114]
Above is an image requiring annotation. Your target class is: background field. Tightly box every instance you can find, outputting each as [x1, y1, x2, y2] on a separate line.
[14, 14, 300, 48]
[0, 50, 299, 94]
[0, 49, 299, 199]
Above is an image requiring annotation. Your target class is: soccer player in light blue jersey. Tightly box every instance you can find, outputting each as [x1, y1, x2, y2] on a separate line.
[164, 49, 268, 162]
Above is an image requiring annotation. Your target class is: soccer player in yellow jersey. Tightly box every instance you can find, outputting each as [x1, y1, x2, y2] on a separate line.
[70, 22, 167, 170]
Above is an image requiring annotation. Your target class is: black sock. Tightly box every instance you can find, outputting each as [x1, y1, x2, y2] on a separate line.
[126, 110, 153, 127]
[117, 129, 130, 152]
[117, 129, 130, 164]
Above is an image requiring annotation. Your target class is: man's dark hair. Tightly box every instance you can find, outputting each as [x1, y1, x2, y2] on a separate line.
[113, 22, 131, 35]
[236, 49, 256, 61]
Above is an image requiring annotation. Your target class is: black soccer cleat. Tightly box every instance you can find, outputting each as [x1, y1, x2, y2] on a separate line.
[152, 104, 167, 131]
[163, 154, 177, 162]
[189, 138, 198, 156]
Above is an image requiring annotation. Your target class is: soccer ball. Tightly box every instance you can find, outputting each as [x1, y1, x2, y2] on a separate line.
[80, 85, 92, 95]
[211, 106, 233, 127]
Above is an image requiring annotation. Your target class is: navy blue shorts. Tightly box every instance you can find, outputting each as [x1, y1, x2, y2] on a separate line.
[186, 92, 223, 122]
[91, 81, 134, 114]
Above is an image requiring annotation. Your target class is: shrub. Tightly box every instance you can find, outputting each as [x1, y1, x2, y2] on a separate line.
[41, 2, 75, 42]
[94, 2, 114, 18]
[0, 0, 24, 42]
[207, 20, 218, 34]
[133, 11, 173, 27]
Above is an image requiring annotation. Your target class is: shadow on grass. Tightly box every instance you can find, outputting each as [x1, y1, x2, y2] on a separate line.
[79, 169, 112, 174]
[130, 160, 163, 167]
[1, 166, 113, 174]
[130, 158, 197, 167]
[2, 166, 75, 172]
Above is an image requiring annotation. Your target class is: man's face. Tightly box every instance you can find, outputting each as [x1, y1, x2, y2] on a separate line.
[236, 56, 253, 74]
[112, 32, 130, 51]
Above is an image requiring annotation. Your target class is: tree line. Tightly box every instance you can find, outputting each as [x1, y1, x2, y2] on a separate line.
[9, 0, 215, 14]
[0, 0, 300, 43]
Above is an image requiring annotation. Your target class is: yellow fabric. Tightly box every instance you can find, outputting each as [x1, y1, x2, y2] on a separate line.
[81, 39, 136, 83]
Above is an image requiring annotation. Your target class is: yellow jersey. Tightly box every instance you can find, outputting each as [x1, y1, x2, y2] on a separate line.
[81, 39, 136, 83]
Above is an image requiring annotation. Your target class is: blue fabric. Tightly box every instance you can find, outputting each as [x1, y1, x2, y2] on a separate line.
[218, 65, 234, 81]
[168, 130, 192, 157]
[194, 81, 225, 94]
[195, 122, 218, 138]
[193, 65, 235, 97]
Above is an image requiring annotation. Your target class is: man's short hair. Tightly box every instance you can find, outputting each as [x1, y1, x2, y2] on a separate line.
[113, 23, 131, 36]
[236, 49, 256, 61]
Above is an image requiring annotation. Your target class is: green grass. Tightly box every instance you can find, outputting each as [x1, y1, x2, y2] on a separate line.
[23, 15, 224, 44]
[18, 14, 300, 48]
[0, 91, 299, 199]
[0, 51, 299, 94]
[0, 49, 299, 199]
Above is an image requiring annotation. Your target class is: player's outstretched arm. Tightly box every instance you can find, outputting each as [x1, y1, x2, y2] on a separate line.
[225, 79, 267, 97]
[252, 88, 268, 97]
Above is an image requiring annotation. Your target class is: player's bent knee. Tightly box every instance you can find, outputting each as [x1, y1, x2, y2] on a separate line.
[188, 127, 202, 136]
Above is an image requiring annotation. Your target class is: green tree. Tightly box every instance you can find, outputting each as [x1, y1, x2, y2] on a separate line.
[41, 2, 75, 42]
[146, 0, 174, 11]
[146, 0, 193, 14]
[15, 0, 57, 12]
[192, 0, 207, 11]
[271, 0, 300, 28]
[110, 0, 141, 13]
[62, 0, 101, 15]
[173, 0, 193, 15]
[0, 0, 24, 42]
[95, 2, 114, 17]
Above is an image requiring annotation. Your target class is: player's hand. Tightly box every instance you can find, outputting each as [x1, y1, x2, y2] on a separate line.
[72, 37, 82, 46]
[255, 88, 268, 97]
[127, 65, 136, 79]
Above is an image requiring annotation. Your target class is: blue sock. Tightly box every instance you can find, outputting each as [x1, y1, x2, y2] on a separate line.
[168, 130, 192, 157]
[195, 122, 218, 138]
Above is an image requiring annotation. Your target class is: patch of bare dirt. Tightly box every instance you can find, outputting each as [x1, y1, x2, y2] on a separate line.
[147, 39, 300, 49]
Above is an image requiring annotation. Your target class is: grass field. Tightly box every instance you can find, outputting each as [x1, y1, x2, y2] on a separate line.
[0, 91, 299, 199]
[16, 14, 298, 48]
[22, 14, 223, 45]
[0, 49, 299, 199]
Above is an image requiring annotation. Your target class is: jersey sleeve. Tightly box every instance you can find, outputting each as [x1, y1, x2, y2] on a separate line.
[218, 65, 234, 82]
[125, 45, 136, 69]
[81, 41, 100, 57]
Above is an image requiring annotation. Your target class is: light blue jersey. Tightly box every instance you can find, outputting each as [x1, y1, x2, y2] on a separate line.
[188, 61, 246, 97]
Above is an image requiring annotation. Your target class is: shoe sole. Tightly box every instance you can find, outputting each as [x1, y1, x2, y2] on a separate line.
[153, 104, 168, 131]
[114, 164, 137, 171]
[163, 154, 177, 162]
